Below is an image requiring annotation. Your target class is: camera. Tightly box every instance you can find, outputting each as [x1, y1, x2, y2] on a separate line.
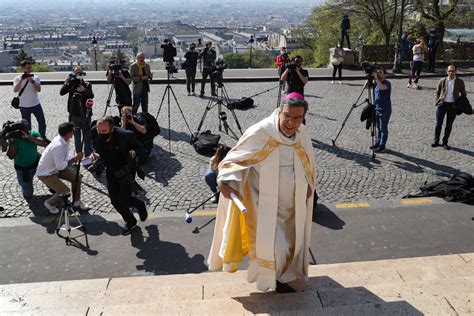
[109, 63, 122, 75]
[21, 72, 34, 79]
[360, 61, 378, 75]
[165, 62, 178, 74]
[0, 121, 25, 152]
[88, 158, 105, 177]
[68, 72, 86, 91]
[287, 57, 302, 70]
[212, 59, 227, 86]
[126, 114, 132, 121]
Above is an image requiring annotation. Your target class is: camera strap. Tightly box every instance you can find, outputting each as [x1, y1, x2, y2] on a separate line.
[18, 80, 29, 97]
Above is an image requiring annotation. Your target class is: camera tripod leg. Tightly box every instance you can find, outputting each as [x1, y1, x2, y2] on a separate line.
[156, 86, 169, 120]
[169, 86, 193, 137]
[331, 103, 357, 146]
[276, 82, 283, 109]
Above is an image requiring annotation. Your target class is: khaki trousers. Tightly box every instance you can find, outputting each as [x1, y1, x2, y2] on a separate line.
[38, 168, 81, 206]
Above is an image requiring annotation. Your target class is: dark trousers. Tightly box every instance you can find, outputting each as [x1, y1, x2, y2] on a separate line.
[428, 51, 436, 71]
[69, 115, 92, 157]
[106, 172, 143, 227]
[341, 30, 350, 49]
[201, 68, 215, 95]
[204, 170, 218, 193]
[20, 104, 47, 139]
[332, 63, 343, 80]
[133, 90, 149, 114]
[186, 68, 197, 93]
[434, 102, 456, 145]
[409, 61, 423, 84]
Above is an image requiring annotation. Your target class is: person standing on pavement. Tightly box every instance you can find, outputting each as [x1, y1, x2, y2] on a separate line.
[368, 67, 392, 153]
[407, 37, 427, 90]
[92, 116, 148, 235]
[280, 56, 309, 96]
[184, 43, 199, 96]
[13, 60, 49, 142]
[6, 120, 46, 199]
[198, 41, 217, 97]
[36, 122, 88, 214]
[130, 52, 153, 114]
[427, 30, 439, 72]
[60, 66, 94, 157]
[432, 65, 467, 150]
[400, 31, 411, 66]
[330, 41, 345, 84]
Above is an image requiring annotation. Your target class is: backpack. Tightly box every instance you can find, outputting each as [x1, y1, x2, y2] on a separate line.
[191, 130, 220, 156]
[228, 97, 254, 110]
[138, 112, 160, 138]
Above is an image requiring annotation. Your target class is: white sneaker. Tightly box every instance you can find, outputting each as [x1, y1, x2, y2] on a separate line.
[331, 80, 334, 84]
[210, 195, 218, 203]
[339, 81, 342, 84]
[73, 200, 90, 211]
[44, 201, 59, 215]
[406, 83, 411, 88]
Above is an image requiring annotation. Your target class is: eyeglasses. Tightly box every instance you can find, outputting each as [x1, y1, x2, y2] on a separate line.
[447, 70, 455, 72]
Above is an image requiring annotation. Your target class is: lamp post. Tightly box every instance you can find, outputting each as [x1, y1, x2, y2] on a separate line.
[393, 0, 406, 73]
[248, 35, 255, 69]
[91, 36, 98, 71]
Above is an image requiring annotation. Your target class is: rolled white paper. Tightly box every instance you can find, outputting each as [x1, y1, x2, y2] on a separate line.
[230, 192, 247, 213]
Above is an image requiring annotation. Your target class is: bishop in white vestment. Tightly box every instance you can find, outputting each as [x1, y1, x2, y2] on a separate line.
[208, 96, 316, 293]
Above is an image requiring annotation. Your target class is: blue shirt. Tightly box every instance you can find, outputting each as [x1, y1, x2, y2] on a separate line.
[374, 80, 391, 111]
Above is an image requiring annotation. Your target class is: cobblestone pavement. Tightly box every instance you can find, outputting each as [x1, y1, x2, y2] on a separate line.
[1, 75, 473, 218]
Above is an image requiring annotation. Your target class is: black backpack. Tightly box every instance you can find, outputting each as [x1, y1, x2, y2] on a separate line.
[138, 112, 160, 138]
[191, 131, 220, 156]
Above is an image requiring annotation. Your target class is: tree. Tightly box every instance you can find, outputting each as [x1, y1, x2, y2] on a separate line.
[289, 49, 315, 67]
[223, 51, 274, 69]
[411, 0, 459, 43]
[223, 53, 246, 68]
[13, 50, 34, 66]
[31, 64, 53, 72]
[343, 0, 402, 46]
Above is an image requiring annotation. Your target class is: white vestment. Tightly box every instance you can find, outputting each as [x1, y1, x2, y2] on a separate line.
[208, 109, 316, 291]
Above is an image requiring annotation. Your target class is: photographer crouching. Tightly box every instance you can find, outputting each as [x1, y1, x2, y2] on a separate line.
[106, 57, 132, 113]
[3, 120, 46, 199]
[92, 116, 148, 235]
[60, 67, 94, 157]
[281, 55, 309, 96]
[120, 106, 153, 162]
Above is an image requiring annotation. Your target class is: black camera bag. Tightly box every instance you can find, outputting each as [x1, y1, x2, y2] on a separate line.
[11, 81, 29, 109]
[191, 130, 220, 155]
[228, 97, 254, 110]
[138, 112, 160, 138]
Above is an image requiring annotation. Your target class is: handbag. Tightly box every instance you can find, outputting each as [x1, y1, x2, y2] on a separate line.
[191, 130, 221, 155]
[11, 80, 29, 109]
[330, 55, 344, 65]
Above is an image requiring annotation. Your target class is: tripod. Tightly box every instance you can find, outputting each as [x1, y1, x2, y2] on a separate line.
[55, 193, 86, 245]
[103, 76, 118, 116]
[276, 81, 285, 109]
[195, 80, 243, 141]
[156, 71, 193, 152]
[331, 78, 377, 160]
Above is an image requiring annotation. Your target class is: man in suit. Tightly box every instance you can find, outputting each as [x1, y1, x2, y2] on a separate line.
[432, 64, 467, 150]
[92, 116, 148, 235]
[129, 52, 153, 114]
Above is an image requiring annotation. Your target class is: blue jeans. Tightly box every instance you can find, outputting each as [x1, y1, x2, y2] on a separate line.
[204, 170, 218, 193]
[375, 109, 391, 147]
[15, 167, 36, 199]
[20, 104, 47, 139]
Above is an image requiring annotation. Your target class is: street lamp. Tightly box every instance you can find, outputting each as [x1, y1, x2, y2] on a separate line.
[248, 35, 255, 69]
[393, 0, 406, 73]
[91, 36, 98, 71]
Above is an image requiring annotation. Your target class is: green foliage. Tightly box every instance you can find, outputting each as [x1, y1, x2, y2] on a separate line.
[289, 49, 315, 67]
[31, 63, 53, 72]
[116, 49, 130, 67]
[223, 50, 274, 69]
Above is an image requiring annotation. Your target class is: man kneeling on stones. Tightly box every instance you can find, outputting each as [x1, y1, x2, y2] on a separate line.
[208, 96, 316, 293]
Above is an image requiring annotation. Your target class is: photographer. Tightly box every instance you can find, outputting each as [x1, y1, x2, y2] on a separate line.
[60, 66, 94, 157]
[106, 57, 132, 111]
[184, 43, 199, 96]
[36, 122, 88, 214]
[5, 120, 46, 199]
[13, 60, 48, 142]
[92, 116, 148, 235]
[276, 47, 289, 79]
[198, 41, 217, 97]
[161, 38, 177, 64]
[130, 52, 153, 114]
[120, 106, 152, 161]
[280, 56, 309, 96]
[366, 67, 392, 153]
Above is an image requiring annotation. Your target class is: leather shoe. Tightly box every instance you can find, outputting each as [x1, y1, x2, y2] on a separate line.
[431, 143, 440, 148]
[442, 143, 450, 150]
[276, 281, 296, 293]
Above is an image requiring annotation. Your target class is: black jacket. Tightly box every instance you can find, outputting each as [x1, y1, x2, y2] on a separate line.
[60, 80, 94, 117]
[360, 103, 375, 130]
[456, 95, 473, 116]
[92, 127, 144, 173]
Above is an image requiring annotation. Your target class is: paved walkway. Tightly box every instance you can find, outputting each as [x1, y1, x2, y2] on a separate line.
[0, 75, 473, 218]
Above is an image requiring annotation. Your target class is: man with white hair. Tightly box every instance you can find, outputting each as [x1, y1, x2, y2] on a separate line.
[130, 52, 153, 114]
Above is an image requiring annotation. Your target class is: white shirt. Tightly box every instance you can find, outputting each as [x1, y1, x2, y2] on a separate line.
[36, 135, 73, 177]
[13, 75, 41, 108]
[412, 44, 424, 62]
[444, 78, 455, 103]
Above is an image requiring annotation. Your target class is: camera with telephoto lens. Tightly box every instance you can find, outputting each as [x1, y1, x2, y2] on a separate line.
[360, 60, 379, 76]
[212, 59, 227, 83]
[287, 57, 302, 70]
[0, 121, 25, 152]
[68, 72, 86, 91]
[21, 72, 34, 79]
[108, 60, 123, 75]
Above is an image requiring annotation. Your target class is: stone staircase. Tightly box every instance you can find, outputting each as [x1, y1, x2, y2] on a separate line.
[1, 253, 472, 315]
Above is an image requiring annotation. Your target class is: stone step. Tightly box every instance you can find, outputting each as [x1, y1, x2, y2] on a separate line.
[3, 307, 88, 316]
